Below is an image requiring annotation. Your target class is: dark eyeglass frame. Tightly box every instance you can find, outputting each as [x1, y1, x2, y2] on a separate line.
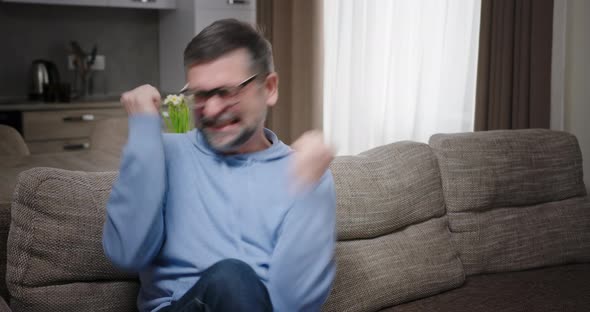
[181, 73, 260, 108]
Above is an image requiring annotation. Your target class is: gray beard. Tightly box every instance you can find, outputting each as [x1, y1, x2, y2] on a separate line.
[198, 107, 267, 153]
[202, 124, 257, 153]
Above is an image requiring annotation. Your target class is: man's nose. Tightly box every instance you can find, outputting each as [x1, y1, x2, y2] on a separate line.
[201, 95, 227, 117]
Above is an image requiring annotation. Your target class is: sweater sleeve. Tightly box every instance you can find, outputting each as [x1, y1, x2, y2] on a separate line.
[102, 114, 167, 271]
[267, 171, 337, 311]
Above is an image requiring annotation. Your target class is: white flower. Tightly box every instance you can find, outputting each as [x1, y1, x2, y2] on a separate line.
[164, 94, 185, 106]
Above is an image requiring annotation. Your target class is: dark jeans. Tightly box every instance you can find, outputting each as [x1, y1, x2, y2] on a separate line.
[160, 259, 273, 312]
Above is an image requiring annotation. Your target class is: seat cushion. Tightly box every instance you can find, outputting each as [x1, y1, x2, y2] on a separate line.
[383, 263, 590, 312]
[6, 168, 138, 312]
[323, 142, 464, 312]
[451, 196, 590, 275]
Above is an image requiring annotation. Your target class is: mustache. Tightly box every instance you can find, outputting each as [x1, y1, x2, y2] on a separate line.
[200, 112, 239, 128]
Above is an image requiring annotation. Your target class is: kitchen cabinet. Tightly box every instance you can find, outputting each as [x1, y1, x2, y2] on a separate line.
[0, 102, 126, 154]
[159, 0, 256, 93]
[108, 0, 176, 10]
[195, 0, 255, 10]
[24, 106, 126, 153]
[1, 0, 176, 9]
[1, 0, 108, 6]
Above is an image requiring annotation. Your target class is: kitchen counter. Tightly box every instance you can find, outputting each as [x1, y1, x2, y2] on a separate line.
[0, 98, 126, 154]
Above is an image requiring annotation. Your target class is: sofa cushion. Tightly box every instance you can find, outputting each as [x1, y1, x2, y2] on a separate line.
[451, 197, 590, 275]
[429, 129, 586, 213]
[6, 168, 138, 312]
[430, 129, 590, 275]
[330, 141, 447, 240]
[323, 142, 464, 312]
[382, 263, 590, 312]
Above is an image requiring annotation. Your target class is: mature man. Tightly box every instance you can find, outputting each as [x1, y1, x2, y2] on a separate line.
[102, 19, 336, 312]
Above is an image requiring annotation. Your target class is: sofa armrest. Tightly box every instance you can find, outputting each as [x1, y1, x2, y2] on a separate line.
[0, 203, 10, 303]
[0, 294, 11, 312]
[6, 168, 138, 311]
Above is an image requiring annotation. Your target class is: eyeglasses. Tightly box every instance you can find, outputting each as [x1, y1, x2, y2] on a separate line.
[182, 74, 259, 109]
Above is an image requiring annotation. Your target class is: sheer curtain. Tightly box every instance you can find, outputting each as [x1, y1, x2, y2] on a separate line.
[323, 0, 482, 155]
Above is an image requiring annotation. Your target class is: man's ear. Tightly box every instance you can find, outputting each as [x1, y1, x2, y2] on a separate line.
[264, 72, 279, 107]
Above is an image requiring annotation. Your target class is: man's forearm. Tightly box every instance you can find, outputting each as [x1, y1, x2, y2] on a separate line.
[267, 172, 337, 311]
[102, 115, 167, 271]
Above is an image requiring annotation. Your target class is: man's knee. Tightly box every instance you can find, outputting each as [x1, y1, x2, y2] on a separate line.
[192, 259, 272, 311]
[202, 259, 260, 290]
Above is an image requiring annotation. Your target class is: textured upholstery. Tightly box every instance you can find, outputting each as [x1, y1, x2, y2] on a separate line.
[0, 204, 10, 304]
[6, 168, 138, 312]
[450, 197, 590, 275]
[329, 141, 447, 240]
[0, 125, 29, 157]
[0, 295, 10, 312]
[429, 129, 586, 213]
[323, 142, 464, 312]
[383, 264, 590, 312]
[3, 129, 588, 311]
[430, 129, 590, 275]
[0, 149, 120, 306]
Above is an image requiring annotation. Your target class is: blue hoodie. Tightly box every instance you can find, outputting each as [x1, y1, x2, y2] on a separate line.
[102, 115, 336, 312]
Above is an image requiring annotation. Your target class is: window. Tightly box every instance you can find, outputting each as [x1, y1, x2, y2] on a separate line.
[323, 0, 482, 155]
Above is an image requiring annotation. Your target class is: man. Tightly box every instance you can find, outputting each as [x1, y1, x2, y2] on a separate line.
[102, 19, 336, 312]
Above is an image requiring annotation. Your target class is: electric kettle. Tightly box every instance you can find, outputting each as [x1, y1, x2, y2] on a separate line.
[29, 59, 61, 101]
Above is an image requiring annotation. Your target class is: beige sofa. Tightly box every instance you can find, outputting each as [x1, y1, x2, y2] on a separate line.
[0, 125, 29, 157]
[1, 129, 589, 311]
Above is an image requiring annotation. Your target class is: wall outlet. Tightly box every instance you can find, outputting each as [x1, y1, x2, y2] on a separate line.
[67, 55, 106, 71]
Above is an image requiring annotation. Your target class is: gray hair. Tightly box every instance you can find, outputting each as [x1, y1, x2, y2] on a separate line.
[183, 19, 274, 74]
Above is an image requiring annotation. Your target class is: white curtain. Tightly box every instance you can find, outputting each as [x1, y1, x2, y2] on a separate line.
[323, 0, 482, 155]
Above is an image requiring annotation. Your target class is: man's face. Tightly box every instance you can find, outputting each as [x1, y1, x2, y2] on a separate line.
[185, 49, 278, 153]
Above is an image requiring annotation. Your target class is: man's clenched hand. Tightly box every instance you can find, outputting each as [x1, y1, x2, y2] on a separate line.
[120, 84, 162, 116]
[290, 130, 334, 190]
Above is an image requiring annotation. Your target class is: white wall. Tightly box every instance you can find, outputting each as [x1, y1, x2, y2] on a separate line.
[561, 0, 590, 192]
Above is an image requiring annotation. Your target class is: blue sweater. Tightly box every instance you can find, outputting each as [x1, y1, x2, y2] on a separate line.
[102, 115, 337, 312]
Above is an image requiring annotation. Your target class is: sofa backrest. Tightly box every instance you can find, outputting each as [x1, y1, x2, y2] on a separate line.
[430, 129, 590, 275]
[6, 168, 138, 312]
[0, 125, 29, 157]
[323, 141, 464, 312]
